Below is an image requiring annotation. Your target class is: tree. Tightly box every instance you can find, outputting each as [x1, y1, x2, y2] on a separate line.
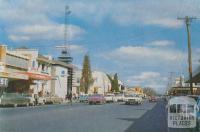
[107, 73, 119, 92]
[113, 73, 119, 92]
[80, 54, 93, 94]
[143, 87, 157, 96]
[107, 74, 114, 92]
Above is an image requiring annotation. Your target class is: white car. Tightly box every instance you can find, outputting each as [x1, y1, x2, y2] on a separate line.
[38, 97, 46, 105]
[104, 94, 114, 103]
[124, 94, 143, 105]
[113, 93, 125, 102]
[22, 93, 35, 106]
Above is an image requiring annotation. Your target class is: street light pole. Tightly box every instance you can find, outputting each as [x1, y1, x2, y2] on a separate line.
[178, 16, 196, 95]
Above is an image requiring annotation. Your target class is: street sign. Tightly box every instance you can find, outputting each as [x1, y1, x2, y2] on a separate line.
[0, 78, 8, 87]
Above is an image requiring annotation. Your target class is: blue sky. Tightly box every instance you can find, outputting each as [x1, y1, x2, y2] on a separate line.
[0, 0, 200, 93]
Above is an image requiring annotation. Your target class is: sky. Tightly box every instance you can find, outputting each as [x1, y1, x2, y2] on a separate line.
[0, 0, 200, 93]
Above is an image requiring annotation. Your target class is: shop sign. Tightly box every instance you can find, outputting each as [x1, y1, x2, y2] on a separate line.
[0, 78, 8, 87]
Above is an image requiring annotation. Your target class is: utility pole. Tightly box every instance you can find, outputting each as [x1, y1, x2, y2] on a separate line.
[178, 16, 196, 95]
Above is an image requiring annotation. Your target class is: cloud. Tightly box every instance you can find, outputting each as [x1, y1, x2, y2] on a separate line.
[105, 46, 185, 63]
[56, 44, 87, 55]
[69, 0, 200, 28]
[1, 0, 199, 29]
[147, 40, 175, 47]
[70, 44, 86, 53]
[7, 24, 85, 42]
[102, 44, 188, 93]
[126, 71, 168, 93]
[131, 72, 160, 81]
[0, 0, 85, 42]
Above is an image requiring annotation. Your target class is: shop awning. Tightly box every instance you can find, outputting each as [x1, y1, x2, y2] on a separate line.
[19, 72, 52, 80]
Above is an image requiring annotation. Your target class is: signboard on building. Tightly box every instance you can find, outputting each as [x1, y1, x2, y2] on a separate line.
[0, 78, 8, 87]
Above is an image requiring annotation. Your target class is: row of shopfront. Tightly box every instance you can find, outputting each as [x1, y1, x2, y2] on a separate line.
[168, 68, 200, 96]
[0, 45, 74, 101]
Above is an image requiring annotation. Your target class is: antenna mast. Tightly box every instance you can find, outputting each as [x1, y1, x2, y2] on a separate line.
[57, 5, 73, 64]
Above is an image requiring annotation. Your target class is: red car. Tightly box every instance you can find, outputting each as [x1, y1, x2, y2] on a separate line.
[88, 94, 106, 105]
[149, 96, 157, 102]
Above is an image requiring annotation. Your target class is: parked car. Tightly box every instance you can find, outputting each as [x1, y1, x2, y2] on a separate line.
[104, 93, 114, 103]
[0, 92, 30, 107]
[38, 97, 46, 105]
[113, 93, 125, 102]
[79, 94, 89, 103]
[124, 94, 143, 105]
[45, 96, 63, 104]
[88, 94, 106, 105]
[149, 96, 157, 102]
[22, 93, 35, 106]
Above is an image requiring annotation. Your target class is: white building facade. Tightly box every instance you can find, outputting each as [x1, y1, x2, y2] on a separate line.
[51, 61, 69, 99]
[89, 71, 111, 95]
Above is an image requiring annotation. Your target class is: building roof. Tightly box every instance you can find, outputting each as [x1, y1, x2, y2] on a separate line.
[37, 55, 52, 63]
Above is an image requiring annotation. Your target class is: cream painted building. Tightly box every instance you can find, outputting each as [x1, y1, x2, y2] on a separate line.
[89, 71, 111, 95]
[51, 60, 72, 99]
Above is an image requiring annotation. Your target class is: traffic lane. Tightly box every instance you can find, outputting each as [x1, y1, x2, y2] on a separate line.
[124, 100, 196, 132]
[0, 101, 156, 132]
[124, 100, 168, 132]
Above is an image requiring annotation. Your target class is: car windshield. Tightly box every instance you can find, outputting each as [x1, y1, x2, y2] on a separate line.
[1, 1, 200, 132]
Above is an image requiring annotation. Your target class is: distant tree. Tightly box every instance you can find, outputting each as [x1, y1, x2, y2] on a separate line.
[143, 87, 157, 96]
[80, 54, 94, 94]
[113, 73, 119, 92]
[107, 73, 119, 92]
[107, 74, 114, 92]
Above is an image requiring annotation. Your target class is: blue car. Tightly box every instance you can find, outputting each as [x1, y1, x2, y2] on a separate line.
[79, 95, 89, 103]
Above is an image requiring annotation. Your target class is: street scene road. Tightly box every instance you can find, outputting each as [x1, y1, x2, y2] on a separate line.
[1, 1, 200, 132]
[0, 101, 158, 132]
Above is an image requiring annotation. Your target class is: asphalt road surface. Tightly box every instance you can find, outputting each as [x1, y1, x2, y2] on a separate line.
[0, 100, 197, 132]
